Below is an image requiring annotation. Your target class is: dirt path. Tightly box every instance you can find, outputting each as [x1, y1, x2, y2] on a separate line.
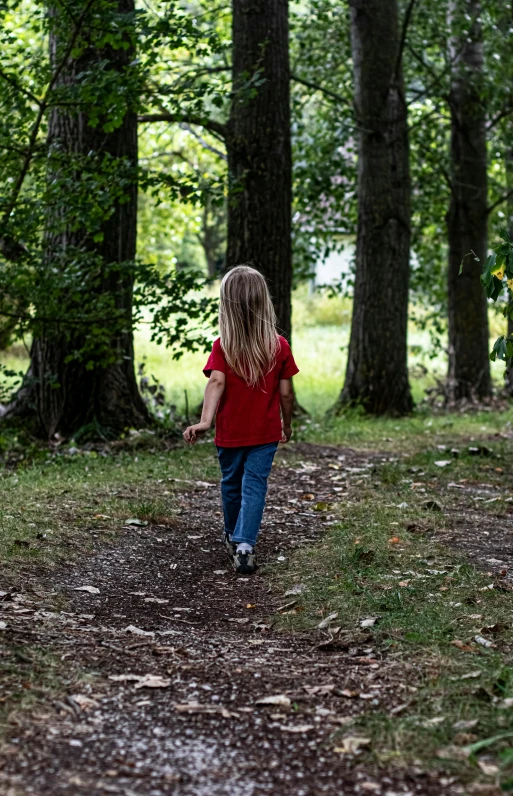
[0, 442, 498, 795]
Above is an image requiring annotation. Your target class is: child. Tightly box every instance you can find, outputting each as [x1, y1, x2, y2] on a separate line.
[183, 265, 299, 574]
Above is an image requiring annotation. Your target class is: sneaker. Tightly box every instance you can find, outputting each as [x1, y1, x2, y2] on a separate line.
[223, 531, 235, 557]
[232, 544, 257, 575]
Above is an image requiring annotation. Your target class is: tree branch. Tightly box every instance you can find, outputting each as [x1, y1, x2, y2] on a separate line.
[290, 74, 352, 108]
[179, 124, 227, 161]
[406, 44, 451, 105]
[0, 67, 41, 106]
[487, 104, 513, 131]
[487, 188, 513, 216]
[0, 0, 99, 241]
[137, 113, 228, 140]
[394, 0, 418, 81]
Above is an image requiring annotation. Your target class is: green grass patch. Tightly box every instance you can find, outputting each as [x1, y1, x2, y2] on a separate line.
[277, 442, 513, 788]
[0, 440, 219, 569]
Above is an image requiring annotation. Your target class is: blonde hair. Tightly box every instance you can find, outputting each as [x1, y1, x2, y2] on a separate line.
[219, 265, 280, 387]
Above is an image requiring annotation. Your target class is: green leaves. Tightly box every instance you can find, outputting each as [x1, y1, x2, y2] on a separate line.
[489, 336, 513, 363]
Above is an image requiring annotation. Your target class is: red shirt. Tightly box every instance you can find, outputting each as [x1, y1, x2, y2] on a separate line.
[203, 335, 299, 447]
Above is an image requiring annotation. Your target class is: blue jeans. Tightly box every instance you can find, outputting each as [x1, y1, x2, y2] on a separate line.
[216, 442, 278, 547]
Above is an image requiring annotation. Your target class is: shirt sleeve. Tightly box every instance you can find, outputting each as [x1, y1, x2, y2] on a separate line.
[279, 338, 300, 379]
[203, 338, 227, 377]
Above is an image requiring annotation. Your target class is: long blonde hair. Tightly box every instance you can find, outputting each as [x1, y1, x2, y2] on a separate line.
[219, 265, 280, 387]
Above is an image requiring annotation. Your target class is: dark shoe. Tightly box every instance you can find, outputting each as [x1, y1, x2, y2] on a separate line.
[232, 547, 257, 575]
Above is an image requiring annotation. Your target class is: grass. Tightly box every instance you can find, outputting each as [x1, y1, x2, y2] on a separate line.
[0, 438, 219, 568]
[1, 285, 508, 419]
[276, 436, 513, 789]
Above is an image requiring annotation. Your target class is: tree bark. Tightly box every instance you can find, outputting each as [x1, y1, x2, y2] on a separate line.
[335, 0, 413, 415]
[446, 0, 491, 401]
[25, 0, 149, 438]
[226, 0, 292, 341]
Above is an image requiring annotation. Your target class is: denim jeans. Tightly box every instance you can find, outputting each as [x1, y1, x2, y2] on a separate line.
[216, 442, 278, 547]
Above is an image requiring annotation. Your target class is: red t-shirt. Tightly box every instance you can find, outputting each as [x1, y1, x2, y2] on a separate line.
[203, 335, 299, 447]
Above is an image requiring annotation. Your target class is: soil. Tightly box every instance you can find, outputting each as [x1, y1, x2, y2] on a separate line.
[0, 442, 503, 795]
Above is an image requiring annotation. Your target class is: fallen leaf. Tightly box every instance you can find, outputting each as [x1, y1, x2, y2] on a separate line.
[304, 684, 336, 696]
[301, 494, 315, 501]
[434, 460, 452, 468]
[340, 689, 359, 698]
[174, 702, 236, 718]
[388, 536, 401, 544]
[451, 639, 474, 653]
[73, 586, 100, 595]
[246, 604, 256, 609]
[453, 719, 479, 730]
[436, 746, 471, 761]
[360, 617, 379, 628]
[313, 502, 330, 512]
[108, 674, 143, 682]
[124, 625, 155, 637]
[398, 580, 410, 587]
[134, 675, 170, 689]
[144, 598, 169, 604]
[71, 695, 99, 710]
[279, 724, 314, 733]
[419, 716, 445, 728]
[255, 695, 291, 708]
[334, 736, 371, 755]
[317, 612, 338, 629]
[124, 518, 148, 526]
[478, 761, 500, 776]
[227, 617, 250, 624]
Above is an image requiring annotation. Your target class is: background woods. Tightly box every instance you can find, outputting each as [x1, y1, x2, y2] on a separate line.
[1, 0, 513, 434]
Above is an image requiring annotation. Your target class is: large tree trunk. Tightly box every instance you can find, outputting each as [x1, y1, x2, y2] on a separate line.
[226, 0, 292, 341]
[335, 0, 412, 415]
[26, 0, 148, 438]
[446, 0, 491, 401]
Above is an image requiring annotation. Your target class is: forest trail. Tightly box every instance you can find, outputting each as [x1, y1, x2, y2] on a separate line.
[0, 442, 510, 795]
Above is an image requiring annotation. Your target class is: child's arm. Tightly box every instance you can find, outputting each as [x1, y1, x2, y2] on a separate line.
[279, 378, 294, 443]
[183, 370, 226, 444]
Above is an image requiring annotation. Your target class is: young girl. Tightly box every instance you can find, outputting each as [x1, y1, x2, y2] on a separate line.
[183, 265, 299, 574]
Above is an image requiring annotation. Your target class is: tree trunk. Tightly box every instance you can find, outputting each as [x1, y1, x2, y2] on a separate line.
[226, 0, 292, 341]
[335, 0, 412, 415]
[446, 0, 491, 401]
[25, 0, 149, 438]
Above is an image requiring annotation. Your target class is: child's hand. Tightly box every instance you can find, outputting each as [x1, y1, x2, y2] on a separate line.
[281, 423, 292, 443]
[183, 421, 210, 444]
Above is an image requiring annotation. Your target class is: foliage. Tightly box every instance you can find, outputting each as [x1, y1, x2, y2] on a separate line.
[481, 229, 513, 364]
